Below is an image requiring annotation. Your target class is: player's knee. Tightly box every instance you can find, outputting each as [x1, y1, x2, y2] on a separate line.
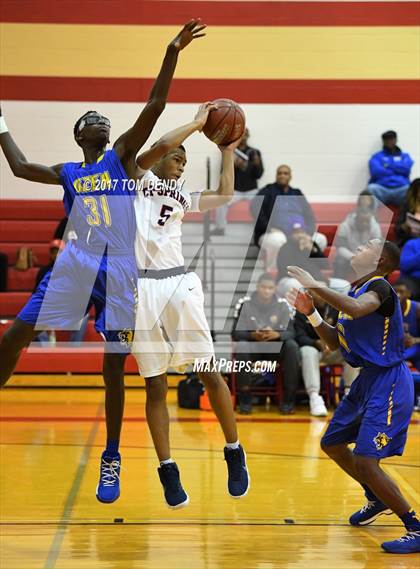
[320, 439, 332, 456]
[103, 375, 125, 392]
[197, 371, 223, 390]
[320, 441, 344, 458]
[145, 376, 167, 401]
[103, 354, 126, 384]
[0, 326, 25, 354]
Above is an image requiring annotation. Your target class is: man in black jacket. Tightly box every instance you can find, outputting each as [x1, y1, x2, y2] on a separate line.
[276, 222, 327, 293]
[250, 165, 326, 272]
[231, 273, 300, 414]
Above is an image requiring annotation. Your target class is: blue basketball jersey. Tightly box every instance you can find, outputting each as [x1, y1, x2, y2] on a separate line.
[60, 149, 136, 251]
[337, 276, 405, 368]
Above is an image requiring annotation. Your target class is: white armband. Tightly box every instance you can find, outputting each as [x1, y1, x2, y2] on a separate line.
[307, 309, 323, 328]
[0, 117, 8, 134]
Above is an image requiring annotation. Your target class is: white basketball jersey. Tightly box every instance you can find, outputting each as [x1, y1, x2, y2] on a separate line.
[134, 170, 201, 270]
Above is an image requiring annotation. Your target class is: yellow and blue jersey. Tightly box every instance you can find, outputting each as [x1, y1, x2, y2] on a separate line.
[323, 277, 413, 459]
[60, 149, 136, 251]
[18, 149, 138, 351]
[337, 276, 405, 368]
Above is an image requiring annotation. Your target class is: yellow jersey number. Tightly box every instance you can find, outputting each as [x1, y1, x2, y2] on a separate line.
[83, 196, 112, 227]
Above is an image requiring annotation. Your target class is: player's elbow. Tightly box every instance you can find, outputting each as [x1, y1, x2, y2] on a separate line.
[153, 138, 172, 156]
[216, 186, 234, 204]
[345, 300, 364, 319]
[11, 161, 27, 179]
[147, 97, 166, 115]
[347, 306, 364, 319]
[218, 194, 233, 206]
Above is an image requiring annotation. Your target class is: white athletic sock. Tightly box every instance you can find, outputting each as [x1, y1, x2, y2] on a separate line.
[160, 458, 175, 466]
[225, 440, 240, 450]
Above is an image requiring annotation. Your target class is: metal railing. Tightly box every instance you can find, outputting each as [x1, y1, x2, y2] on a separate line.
[202, 156, 211, 290]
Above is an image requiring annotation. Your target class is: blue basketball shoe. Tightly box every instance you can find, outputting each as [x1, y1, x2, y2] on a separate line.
[382, 531, 420, 553]
[158, 462, 190, 509]
[349, 500, 392, 526]
[96, 451, 121, 503]
[224, 445, 250, 498]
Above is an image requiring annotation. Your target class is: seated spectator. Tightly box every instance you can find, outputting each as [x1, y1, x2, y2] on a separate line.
[34, 240, 88, 344]
[295, 289, 359, 415]
[251, 165, 327, 272]
[400, 237, 420, 300]
[357, 189, 376, 212]
[276, 222, 327, 297]
[0, 252, 8, 292]
[212, 128, 263, 236]
[231, 273, 300, 414]
[394, 279, 420, 372]
[367, 130, 414, 206]
[33, 240, 63, 344]
[334, 206, 382, 279]
[395, 178, 420, 247]
[34, 239, 63, 291]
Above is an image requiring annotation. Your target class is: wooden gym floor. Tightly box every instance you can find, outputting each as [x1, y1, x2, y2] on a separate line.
[0, 381, 419, 569]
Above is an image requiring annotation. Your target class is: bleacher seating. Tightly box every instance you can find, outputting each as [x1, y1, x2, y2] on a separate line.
[2, 243, 52, 266]
[0, 292, 31, 316]
[0, 220, 58, 243]
[7, 267, 39, 291]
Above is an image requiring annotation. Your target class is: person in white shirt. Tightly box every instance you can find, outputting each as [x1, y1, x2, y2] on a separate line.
[132, 103, 250, 508]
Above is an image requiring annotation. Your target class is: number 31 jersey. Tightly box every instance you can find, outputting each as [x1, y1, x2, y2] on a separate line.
[60, 149, 136, 252]
[134, 169, 201, 270]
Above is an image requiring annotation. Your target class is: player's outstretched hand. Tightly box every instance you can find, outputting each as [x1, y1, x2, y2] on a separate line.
[287, 265, 319, 289]
[170, 19, 207, 52]
[195, 101, 218, 131]
[285, 288, 315, 315]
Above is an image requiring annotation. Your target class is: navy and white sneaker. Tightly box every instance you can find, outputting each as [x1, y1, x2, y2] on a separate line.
[349, 500, 392, 526]
[96, 451, 121, 503]
[158, 462, 190, 509]
[224, 445, 250, 498]
[382, 531, 420, 554]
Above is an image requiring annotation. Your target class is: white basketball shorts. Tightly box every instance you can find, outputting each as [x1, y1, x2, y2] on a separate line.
[132, 271, 214, 378]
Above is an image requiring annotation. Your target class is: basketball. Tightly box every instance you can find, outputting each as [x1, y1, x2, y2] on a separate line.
[203, 98, 246, 146]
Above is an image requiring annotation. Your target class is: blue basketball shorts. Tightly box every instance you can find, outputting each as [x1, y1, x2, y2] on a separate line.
[321, 361, 414, 459]
[18, 242, 137, 353]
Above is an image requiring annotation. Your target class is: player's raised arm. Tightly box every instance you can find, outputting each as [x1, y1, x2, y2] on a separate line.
[0, 108, 62, 185]
[198, 137, 241, 212]
[114, 20, 206, 174]
[136, 102, 216, 172]
[286, 288, 340, 350]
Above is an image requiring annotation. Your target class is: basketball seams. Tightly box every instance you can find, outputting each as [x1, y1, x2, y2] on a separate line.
[203, 98, 246, 145]
[207, 105, 232, 139]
